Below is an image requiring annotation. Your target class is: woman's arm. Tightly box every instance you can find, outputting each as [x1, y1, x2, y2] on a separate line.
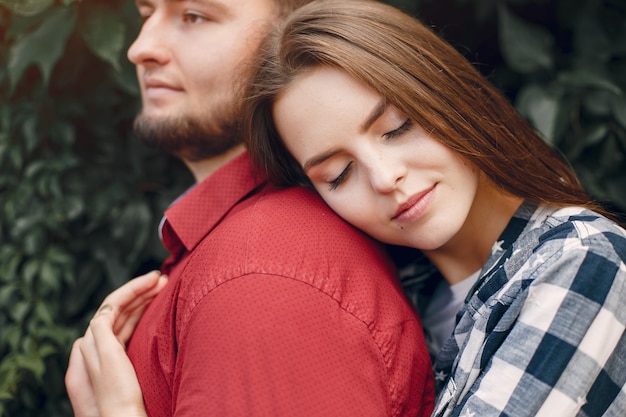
[437, 238, 626, 417]
[65, 271, 168, 417]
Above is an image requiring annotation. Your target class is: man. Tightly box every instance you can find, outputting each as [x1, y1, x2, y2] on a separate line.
[65, 0, 434, 416]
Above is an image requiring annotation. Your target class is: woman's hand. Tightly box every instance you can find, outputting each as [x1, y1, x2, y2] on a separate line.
[65, 270, 168, 417]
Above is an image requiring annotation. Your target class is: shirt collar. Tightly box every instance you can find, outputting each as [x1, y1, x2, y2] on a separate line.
[163, 151, 266, 252]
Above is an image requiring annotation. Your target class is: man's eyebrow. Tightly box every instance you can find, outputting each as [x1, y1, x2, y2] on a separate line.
[360, 99, 387, 133]
[303, 149, 343, 172]
[135, 0, 228, 11]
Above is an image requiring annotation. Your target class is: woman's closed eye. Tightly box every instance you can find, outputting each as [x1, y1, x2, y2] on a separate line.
[328, 161, 353, 191]
[384, 119, 413, 140]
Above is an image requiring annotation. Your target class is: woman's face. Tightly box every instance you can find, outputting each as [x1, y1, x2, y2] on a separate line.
[273, 66, 482, 252]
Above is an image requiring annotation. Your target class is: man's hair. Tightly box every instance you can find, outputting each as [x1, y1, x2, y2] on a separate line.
[243, 0, 611, 216]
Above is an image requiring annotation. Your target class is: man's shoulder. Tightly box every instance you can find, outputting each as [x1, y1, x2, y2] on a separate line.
[253, 185, 338, 215]
[236, 184, 370, 241]
[198, 184, 391, 274]
[179, 184, 402, 322]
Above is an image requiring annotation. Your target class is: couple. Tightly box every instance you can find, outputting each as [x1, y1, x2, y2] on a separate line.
[66, 0, 626, 416]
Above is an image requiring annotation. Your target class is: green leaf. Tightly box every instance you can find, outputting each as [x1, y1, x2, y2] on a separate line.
[45, 246, 73, 267]
[582, 124, 609, 148]
[2, 253, 22, 283]
[0, 286, 16, 305]
[600, 136, 625, 172]
[24, 160, 45, 179]
[37, 343, 57, 358]
[611, 95, 626, 130]
[34, 302, 54, 325]
[82, 6, 126, 72]
[5, 326, 22, 351]
[22, 115, 39, 153]
[10, 301, 31, 323]
[8, 145, 23, 169]
[557, 70, 622, 95]
[49, 120, 76, 146]
[0, 0, 53, 16]
[497, 4, 554, 74]
[8, 7, 76, 89]
[39, 261, 60, 294]
[516, 84, 563, 145]
[14, 354, 45, 381]
[572, 10, 611, 64]
[583, 90, 613, 117]
[22, 259, 40, 287]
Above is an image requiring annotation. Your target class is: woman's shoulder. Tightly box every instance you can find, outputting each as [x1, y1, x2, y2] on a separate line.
[509, 205, 626, 290]
[532, 205, 626, 256]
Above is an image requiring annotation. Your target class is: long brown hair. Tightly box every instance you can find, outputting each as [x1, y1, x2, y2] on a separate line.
[275, 0, 318, 17]
[243, 0, 609, 216]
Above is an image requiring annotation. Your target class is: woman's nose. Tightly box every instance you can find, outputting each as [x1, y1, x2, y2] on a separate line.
[367, 153, 406, 194]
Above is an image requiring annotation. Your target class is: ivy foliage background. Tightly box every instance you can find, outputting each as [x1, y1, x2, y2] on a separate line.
[0, 0, 191, 415]
[0, 0, 624, 415]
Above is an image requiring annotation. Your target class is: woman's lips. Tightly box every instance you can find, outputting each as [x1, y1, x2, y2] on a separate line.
[392, 185, 436, 223]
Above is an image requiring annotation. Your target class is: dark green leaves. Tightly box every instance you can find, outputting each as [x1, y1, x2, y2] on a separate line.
[0, 0, 53, 16]
[7, 7, 75, 89]
[497, 4, 554, 73]
[0, 1, 189, 415]
[82, 5, 127, 71]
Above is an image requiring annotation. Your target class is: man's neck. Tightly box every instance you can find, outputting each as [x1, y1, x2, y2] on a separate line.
[183, 145, 246, 183]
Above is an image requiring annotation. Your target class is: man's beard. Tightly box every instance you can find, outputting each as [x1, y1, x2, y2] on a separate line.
[133, 111, 242, 162]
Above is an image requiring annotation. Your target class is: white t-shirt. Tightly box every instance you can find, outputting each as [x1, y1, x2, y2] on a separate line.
[421, 270, 480, 354]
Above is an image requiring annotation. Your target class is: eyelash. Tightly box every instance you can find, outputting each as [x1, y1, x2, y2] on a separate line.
[326, 119, 412, 191]
[328, 161, 353, 191]
[384, 119, 413, 139]
[137, 11, 205, 24]
[183, 12, 206, 24]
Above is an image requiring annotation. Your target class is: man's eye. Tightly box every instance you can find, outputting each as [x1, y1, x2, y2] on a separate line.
[137, 9, 152, 22]
[328, 162, 353, 191]
[183, 12, 206, 24]
[384, 119, 413, 140]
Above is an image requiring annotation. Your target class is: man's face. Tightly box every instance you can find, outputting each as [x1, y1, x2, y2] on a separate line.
[128, 0, 278, 160]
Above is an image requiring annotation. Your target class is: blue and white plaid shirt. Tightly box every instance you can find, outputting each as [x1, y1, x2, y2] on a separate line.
[401, 202, 626, 417]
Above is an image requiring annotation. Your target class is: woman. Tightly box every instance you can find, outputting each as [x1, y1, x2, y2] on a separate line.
[242, 1, 626, 416]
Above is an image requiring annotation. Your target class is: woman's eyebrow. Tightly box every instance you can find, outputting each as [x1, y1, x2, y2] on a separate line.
[302, 99, 387, 172]
[303, 149, 342, 172]
[360, 99, 387, 133]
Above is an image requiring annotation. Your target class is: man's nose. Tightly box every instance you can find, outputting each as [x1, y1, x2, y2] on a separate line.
[127, 13, 170, 66]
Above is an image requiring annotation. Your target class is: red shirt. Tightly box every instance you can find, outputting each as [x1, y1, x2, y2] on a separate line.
[127, 152, 434, 417]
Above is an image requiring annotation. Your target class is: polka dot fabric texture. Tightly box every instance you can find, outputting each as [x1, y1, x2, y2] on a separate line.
[127, 152, 435, 417]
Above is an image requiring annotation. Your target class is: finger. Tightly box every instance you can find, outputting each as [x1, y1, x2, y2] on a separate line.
[115, 276, 169, 343]
[94, 271, 163, 334]
[99, 270, 162, 316]
[111, 274, 167, 324]
[86, 320, 148, 417]
[65, 339, 99, 417]
[88, 309, 129, 366]
[77, 329, 100, 385]
[111, 275, 169, 337]
[66, 339, 87, 393]
[80, 309, 124, 381]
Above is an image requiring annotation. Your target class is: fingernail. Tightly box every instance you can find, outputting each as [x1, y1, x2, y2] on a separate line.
[97, 304, 112, 315]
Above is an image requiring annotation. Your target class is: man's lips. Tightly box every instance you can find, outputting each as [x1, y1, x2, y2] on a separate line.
[143, 78, 183, 91]
[392, 185, 436, 221]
